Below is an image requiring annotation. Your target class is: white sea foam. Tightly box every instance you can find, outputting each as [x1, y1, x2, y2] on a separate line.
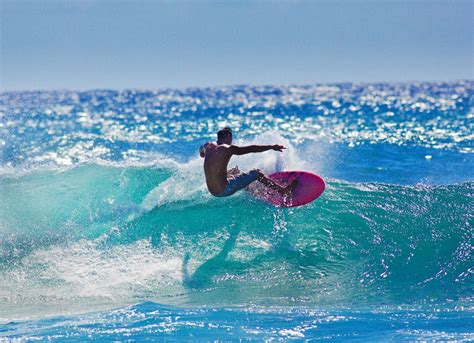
[0, 237, 185, 322]
[141, 157, 209, 211]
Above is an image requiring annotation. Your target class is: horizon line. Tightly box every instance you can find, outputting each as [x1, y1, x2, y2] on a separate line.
[1, 78, 472, 94]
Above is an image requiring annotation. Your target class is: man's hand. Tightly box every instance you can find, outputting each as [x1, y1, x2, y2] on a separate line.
[272, 144, 285, 152]
[199, 142, 209, 158]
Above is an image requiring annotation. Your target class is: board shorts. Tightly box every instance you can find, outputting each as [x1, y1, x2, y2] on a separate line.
[213, 170, 260, 197]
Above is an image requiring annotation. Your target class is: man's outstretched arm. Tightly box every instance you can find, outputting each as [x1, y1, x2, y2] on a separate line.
[230, 144, 285, 155]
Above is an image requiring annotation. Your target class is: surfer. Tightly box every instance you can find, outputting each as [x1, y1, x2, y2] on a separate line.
[199, 127, 297, 197]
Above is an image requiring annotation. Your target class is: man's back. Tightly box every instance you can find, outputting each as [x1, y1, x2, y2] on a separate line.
[202, 143, 233, 195]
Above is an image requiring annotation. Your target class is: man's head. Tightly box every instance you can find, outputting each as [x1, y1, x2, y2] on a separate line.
[217, 127, 232, 144]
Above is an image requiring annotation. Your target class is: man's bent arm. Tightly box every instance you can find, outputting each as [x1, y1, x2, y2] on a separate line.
[230, 144, 283, 155]
[199, 142, 210, 158]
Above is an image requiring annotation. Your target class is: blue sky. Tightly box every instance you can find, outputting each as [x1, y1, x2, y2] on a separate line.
[1, 0, 472, 91]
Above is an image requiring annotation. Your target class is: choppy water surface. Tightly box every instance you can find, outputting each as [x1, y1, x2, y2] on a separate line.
[1, 81, 473, 341]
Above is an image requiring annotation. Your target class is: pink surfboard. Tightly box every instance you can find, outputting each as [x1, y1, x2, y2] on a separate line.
[247, 171, 325, 208]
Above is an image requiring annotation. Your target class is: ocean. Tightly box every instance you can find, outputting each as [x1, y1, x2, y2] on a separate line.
[1, 81, 473, 341]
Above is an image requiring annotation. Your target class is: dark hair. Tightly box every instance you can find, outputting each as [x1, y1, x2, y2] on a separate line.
[217, 127, 232, 140]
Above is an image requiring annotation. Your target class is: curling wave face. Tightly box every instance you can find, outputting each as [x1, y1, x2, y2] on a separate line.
[1, 162, 472, 321]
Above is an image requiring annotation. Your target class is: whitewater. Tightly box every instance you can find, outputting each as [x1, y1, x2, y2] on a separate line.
[0, 81, 472, 340]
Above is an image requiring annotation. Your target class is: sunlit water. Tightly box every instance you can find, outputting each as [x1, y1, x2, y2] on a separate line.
[1, 81, 473, 341]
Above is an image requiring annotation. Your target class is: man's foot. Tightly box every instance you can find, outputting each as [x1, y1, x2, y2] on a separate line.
[279, 178, 298, 196]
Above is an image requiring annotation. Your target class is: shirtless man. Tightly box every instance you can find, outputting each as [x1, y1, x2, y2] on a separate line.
[199, 127, 297, 197]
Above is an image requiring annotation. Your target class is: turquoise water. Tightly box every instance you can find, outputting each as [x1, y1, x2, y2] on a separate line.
[1, 82, 473, 340]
